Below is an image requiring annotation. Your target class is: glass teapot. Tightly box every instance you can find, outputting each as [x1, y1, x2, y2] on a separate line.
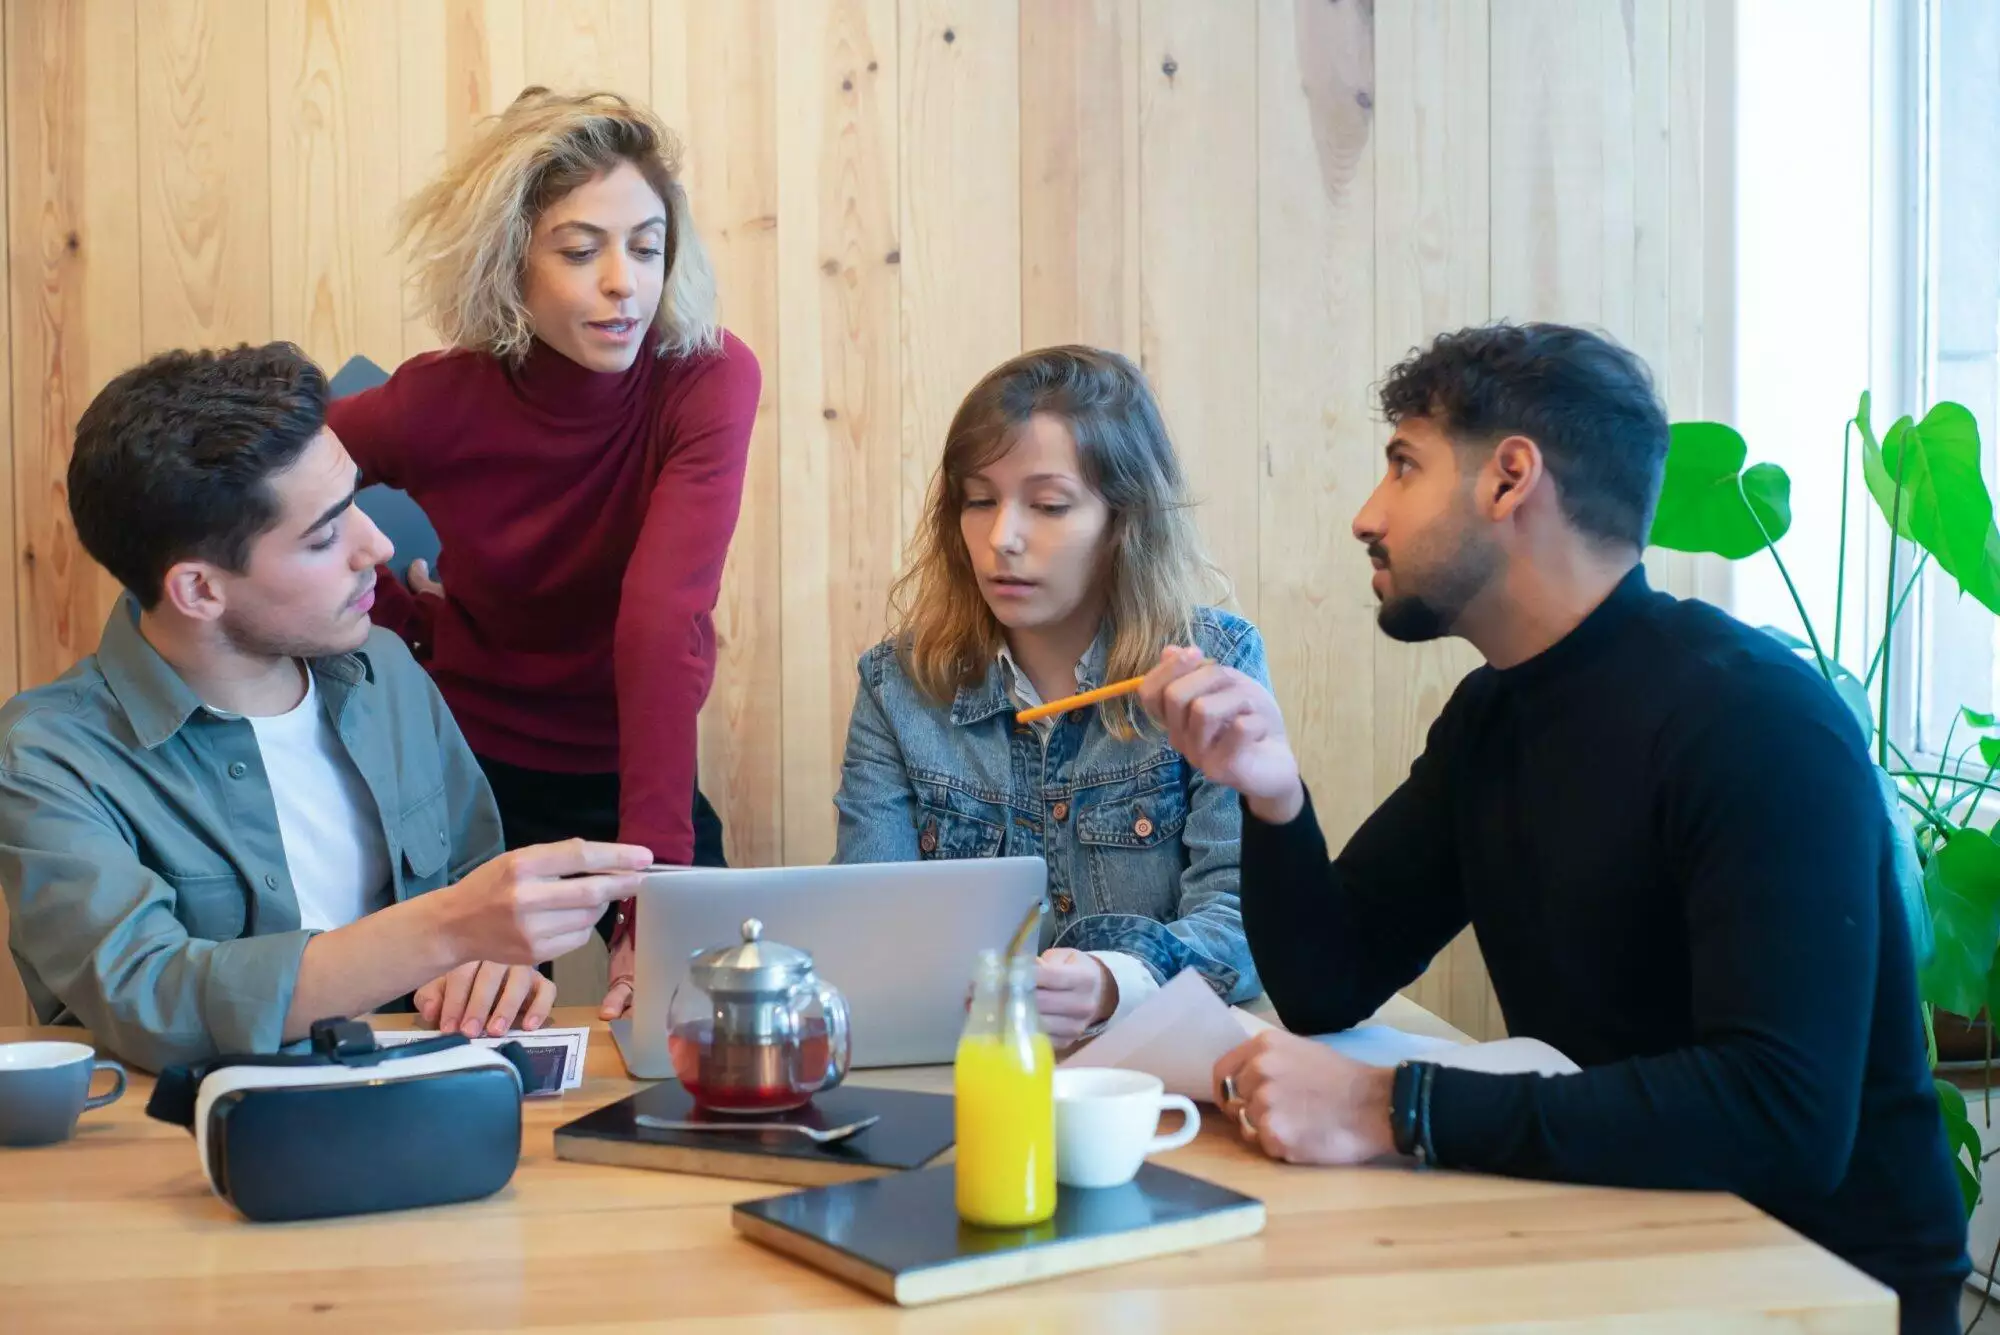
[666, 918, 852, 1113]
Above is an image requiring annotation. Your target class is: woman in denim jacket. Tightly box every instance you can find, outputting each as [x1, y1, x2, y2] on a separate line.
[834, 345, 1267, 1043]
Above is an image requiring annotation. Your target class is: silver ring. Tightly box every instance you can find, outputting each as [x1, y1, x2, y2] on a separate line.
[1221, 1074, 1239, 1105]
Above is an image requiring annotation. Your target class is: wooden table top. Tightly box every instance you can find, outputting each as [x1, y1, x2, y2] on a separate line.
[0, 997, 1892, 1332]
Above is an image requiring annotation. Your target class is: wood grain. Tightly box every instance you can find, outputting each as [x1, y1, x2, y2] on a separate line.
[1371, 0, 1500, 1041]
[774, 0, 901, 864]
[7, 0, 137, 697]
[395, 0, 528, 358]
[269, 0, 404, 373]
[655, 0, 784, 869]
[897, 0, 1021, 555]
[1020, 0, 1139, 354]
[522, 0, 648, 100]
[137, 0, 273, 353]
[1139, 0, 1258, 615]
[0, 0, 13, 1029]
[1257, 0, 1378, 851]
[0, 1005, 1897, 1332]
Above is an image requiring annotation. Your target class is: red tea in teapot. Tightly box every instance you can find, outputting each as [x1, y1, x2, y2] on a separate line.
[667, 1017, 835, 1113]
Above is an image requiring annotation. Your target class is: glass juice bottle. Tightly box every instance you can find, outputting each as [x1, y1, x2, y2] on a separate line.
[953, 949, 1056, 1227]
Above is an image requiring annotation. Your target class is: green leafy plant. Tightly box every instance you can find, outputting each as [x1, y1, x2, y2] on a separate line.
[1650, 392, 2000, 1217]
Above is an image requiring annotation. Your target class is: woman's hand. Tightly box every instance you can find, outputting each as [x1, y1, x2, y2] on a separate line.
[1035, 948, 1119, 1043]
[600, 931, 636, 1019]
[407, 558, 445, 599]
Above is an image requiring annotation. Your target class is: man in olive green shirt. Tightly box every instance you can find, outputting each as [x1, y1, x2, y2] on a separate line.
[0, 344, 653, 1071]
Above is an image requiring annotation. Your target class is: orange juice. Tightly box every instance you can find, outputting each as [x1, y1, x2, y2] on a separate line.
[953, 1029, 1056, 1227]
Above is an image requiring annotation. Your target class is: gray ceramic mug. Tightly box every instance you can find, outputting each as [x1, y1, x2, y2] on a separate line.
[0, 1040, 126, 1146]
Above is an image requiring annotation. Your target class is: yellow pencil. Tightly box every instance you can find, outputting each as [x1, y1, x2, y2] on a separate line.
[1014, 658, 1213, 724]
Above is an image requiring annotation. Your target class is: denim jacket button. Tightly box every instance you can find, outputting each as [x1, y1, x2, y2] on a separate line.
[1055, 893, 1074, 913]
[1051, 801, 1069, 822]
[1133, 815, 1155, 838]
[919, 826, 938, 854]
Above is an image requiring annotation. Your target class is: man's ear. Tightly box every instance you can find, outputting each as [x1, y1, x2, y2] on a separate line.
[1484, 434, 1544, 520]
[158, 560, 227, 624]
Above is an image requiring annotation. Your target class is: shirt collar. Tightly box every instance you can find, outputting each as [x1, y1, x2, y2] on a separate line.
[96, 595, 377, 750]
[956, 626, 1110, 727]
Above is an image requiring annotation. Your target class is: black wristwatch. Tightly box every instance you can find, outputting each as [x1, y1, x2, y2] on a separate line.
[1391, 1060, 1441, 1164]
[1391, 1060, 1424, 1157]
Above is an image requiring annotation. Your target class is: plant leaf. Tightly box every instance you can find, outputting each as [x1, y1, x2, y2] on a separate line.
[1919, 828, 2000, 1016]
[1964, 708, 1997, 730]
[1936, 1077, 1982, 1217]
[1649, 423, 1794, 558]
[1859, 398, 1917, 541]
[1880, 403, 2000, 613]
[1983, 737, 2000, 771]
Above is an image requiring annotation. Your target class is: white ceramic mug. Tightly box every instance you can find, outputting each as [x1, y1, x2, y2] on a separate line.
[1053, 1067, 1200, 1189]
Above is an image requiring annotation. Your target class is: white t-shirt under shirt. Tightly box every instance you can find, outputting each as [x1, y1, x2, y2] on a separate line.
[239, 670, 391, 932]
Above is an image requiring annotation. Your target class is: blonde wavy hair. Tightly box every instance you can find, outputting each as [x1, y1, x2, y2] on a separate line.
[890, 346, 1231, 737]
[396, 87, 720, 361]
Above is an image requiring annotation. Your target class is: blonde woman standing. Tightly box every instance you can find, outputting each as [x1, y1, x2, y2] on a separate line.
[834, 346, 1266, 1044]
[329, 89, 756, 1025]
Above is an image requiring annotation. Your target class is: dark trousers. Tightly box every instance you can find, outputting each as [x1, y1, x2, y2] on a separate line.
[474, 755, 728, 969]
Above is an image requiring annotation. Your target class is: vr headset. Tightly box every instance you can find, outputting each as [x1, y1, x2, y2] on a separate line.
[147, 1017, 530, 1223]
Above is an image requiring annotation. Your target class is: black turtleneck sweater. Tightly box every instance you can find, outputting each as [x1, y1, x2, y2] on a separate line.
[1243, 566, 1968, 1327]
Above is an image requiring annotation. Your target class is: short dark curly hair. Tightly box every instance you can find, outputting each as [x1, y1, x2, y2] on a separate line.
[1377, 322, 1669, 549]
[68, 343, 330, 609]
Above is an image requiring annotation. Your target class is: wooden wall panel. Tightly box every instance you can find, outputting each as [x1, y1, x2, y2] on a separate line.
[0, 2, 14, 1028]
[1257, 0, 1378, 849]
[1020, 0, 1139, 354]
[897, 0, 1020, 552]
[8, 0, 137, 691]
[522, 0, 648, 101]
[0, 0, 1729, 1038]
[774, 0, 900, 865]
[1139, 0, 1259, 614]
[1373, 0, 1500, 1042]
[395, 0, 527, 358]
[655, 0, 784, 869]
[137, 0, 273, 354]
[269, 0, 404, 373]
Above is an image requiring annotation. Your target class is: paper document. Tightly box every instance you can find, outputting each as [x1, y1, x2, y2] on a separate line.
[1060, 971, 1250, 1102]
[1062, 972, 1578, 1101]
[378, 1025, 590, 1096]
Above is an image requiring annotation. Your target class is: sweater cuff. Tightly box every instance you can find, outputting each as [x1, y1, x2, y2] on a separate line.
[1240, 783, 1331, 863]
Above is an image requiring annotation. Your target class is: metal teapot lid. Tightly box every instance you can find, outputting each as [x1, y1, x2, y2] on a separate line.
[687, 918, 813, 995]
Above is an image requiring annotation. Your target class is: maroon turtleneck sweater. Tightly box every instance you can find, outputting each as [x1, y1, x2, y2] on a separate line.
[326, 331, 761, 865]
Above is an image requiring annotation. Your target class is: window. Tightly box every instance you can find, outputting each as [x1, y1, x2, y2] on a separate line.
[1911, 0, 2000, 762]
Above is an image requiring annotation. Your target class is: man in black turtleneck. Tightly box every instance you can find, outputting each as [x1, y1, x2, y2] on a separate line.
[1140, 323, 1967, 1332]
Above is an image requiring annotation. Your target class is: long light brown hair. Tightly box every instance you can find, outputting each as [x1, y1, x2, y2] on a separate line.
[395, 87, 720, 361]
[889, 346, 1229, 736]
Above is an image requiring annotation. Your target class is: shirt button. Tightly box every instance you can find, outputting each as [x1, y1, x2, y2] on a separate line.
[437, 827, 447, 844]
[1055, 894, 1075, 914]
[1133, 815, 1155, 838]
[263, 873, 278, 890]
[227, 762, 248, 779]
[1051, 801, 1069, 822]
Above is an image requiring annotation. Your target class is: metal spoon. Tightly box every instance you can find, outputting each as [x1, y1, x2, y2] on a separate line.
[634, 1112, 880, 1143]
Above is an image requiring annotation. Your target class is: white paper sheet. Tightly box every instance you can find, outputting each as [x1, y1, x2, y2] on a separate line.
[1061, 971, 1578, 1101]
[1059, 970, 1249, 1102]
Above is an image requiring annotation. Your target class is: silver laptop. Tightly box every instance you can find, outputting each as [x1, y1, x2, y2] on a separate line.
[608, 858, 1047, 1079]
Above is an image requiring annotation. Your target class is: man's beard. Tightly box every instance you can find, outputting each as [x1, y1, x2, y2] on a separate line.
[1371, 525, 1497, 645]
[218, 600, 362, 661]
